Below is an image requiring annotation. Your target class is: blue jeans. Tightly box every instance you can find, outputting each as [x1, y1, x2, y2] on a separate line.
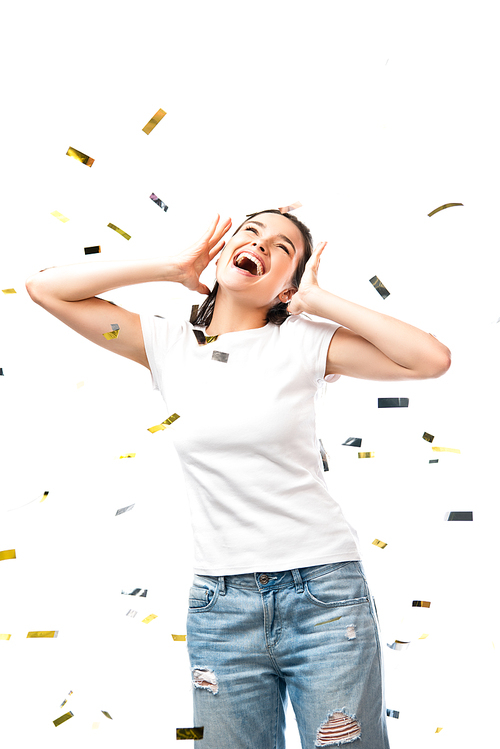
[186, 561, 390, 748]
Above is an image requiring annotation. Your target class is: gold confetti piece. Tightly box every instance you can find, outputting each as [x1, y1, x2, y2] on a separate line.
[101, 711, 112, 720]
[115, 503, 135, 516]
[358, 452, 374, 459]
[422, 432, 434, 442]
[119, 453, 136, 459]
[369, 275, 390, 299]
[27, 630, 58, 638]
[0, 549, 16, 561]
[432, 446, 460, 454]
[0, 634, 12, 640]
[378, 397, 408, 408]
[53, 711, 73, 727]
[40, 491, 49, 503]
[279, 201, 302, 213]
[66, 146, 94, 167]
[148, 413, 180, 433]
[143, 108, 166, 134]
[60, 700, 67, 708]
[171, 634, 187, 641]
[107, 223, 131, 240]
[150, 193, 168, 212]
[343, 437, 362, 447]
[84, 246, 101, 255]
[176, 727, 204, 740]
[428, 203, 463, 217]
[142, 614, 157, 624]
[314, 616, 342, 626]
[92, 722, 100, 730]
[76, 381, 84, 389]
[2, 288, 16, 294]
[435, 727, 444, 733]
[419, 633, 429, 639]
[51, 210, 69, 223]
[372, 539, 387, 549]
[103, 330, 120, 340]
[412, 601, 431, 608]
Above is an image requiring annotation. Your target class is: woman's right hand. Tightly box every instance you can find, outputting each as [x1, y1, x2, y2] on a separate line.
[175, 215, 233, 295]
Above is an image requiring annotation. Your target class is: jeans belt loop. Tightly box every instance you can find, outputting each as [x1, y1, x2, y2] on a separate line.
[291, 568, 304, 593]
[218, 576, 226, 595]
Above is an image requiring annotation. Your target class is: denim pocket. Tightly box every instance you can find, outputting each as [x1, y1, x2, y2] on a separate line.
[304, 562, 369, 609]
[188, 575, 220, 613]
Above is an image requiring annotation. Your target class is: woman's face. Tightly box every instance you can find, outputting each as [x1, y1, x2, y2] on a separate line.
[215, 212, 305, 307]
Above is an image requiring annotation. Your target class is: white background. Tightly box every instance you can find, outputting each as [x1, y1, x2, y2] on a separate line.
[1, 1, 499, 746]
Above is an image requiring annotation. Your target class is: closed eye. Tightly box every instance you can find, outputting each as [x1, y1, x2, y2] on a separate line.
[244, 226, 290, 255]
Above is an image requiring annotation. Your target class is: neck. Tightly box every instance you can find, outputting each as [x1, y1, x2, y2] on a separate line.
[204, 289, 269, 336]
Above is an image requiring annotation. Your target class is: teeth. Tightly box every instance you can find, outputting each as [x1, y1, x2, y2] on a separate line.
[235, 252, 264, 276]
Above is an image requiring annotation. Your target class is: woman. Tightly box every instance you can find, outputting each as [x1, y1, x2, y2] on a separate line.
[26, 210, 451, 748]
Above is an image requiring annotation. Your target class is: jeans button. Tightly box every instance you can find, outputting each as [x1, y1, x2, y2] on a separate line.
[259, 574, 270, 584]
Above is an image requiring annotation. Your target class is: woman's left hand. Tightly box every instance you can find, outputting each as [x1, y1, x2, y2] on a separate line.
[286, 241, 327, 315]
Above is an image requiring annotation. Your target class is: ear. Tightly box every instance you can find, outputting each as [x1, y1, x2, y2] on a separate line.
[279, 287, 297, 304]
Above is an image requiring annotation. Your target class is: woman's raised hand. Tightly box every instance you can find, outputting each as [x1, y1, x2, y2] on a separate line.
[175, 215, 232, 295]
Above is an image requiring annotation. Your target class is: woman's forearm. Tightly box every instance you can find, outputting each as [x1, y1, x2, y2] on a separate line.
[304, 287, 451, 374]
[25, 256, 184, 302]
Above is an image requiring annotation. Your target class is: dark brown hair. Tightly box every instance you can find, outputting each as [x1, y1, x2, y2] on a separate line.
[192, 209, 313, 327]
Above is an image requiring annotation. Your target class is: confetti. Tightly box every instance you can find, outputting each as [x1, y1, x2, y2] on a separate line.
[77, 381, 84, 389]
[193, 329, 208, 345]
[142, 614, 157, 624]
[314, 616, 342, 627]
[59, 691, 73, 708]
[51, 211, 69, 223]
[107, 223, 131, 240]
[445, 511, 473, 521]
[319, 439, 329, 471]
[115, 504, 135, 516]
[369, 275, 390, 299]
[372, 539, 387, 549]
[190, 305, 199, 324]
[126, 610, 137, 618]
[122, 588, 147, 597]
[0, 549, 16, 562]
[358, 452, 374, 459]
[2, 288, 16, 294]
[342, 437, 362, 447]
[0, 368, 3, 375]
[378, 398, 409, 408]
[176, 727, 204, 740]
[103, 329, 120, 340]
[279, 201, 302, 213]
[422, 432, 434, 442]
[84, 246, 101, 255]
[387, 709, 400, 719]
[428, 203, 463, 217]
[387, 640, 410, 651]
[212, 351, 229, 363]
[66, 146, 94, 167]
[171, 634, 187, 641]
[412, 601, 431, 608]
[150, 193, 168, 212]
[0, 634, 12, 640]
[101, 711, 112, 720]
[119, 453, 136, 459]
[92, 723, 100, 730]
[435, 727, 444, 733]
[27, 630, 58, 638]
[53, 711, 74, 727]
[429, 459, 439, 464]
[432, 446, 460, 454]
[147, 413, 180, 433]
[143, 108, 166, 134]
[419, 633, 429, 639]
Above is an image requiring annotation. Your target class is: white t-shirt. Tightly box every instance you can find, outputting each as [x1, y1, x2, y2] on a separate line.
[140, 311, 362, 575]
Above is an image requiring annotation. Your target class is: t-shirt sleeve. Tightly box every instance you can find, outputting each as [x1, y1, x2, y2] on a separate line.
[288, 314, 343, 385]
[139, 313, 184, 392]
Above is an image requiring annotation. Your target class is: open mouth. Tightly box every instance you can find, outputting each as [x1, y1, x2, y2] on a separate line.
[233, 252, 265, 276]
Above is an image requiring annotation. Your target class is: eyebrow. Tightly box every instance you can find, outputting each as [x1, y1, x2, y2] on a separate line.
[244, 221, 297, 255]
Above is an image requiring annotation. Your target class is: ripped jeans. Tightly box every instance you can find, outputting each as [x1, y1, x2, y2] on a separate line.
[186, 561, 390, 748]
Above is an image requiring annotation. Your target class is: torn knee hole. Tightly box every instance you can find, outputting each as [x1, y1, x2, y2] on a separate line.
[192, 667, 218, 695]
[316, 712, 361, 746]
